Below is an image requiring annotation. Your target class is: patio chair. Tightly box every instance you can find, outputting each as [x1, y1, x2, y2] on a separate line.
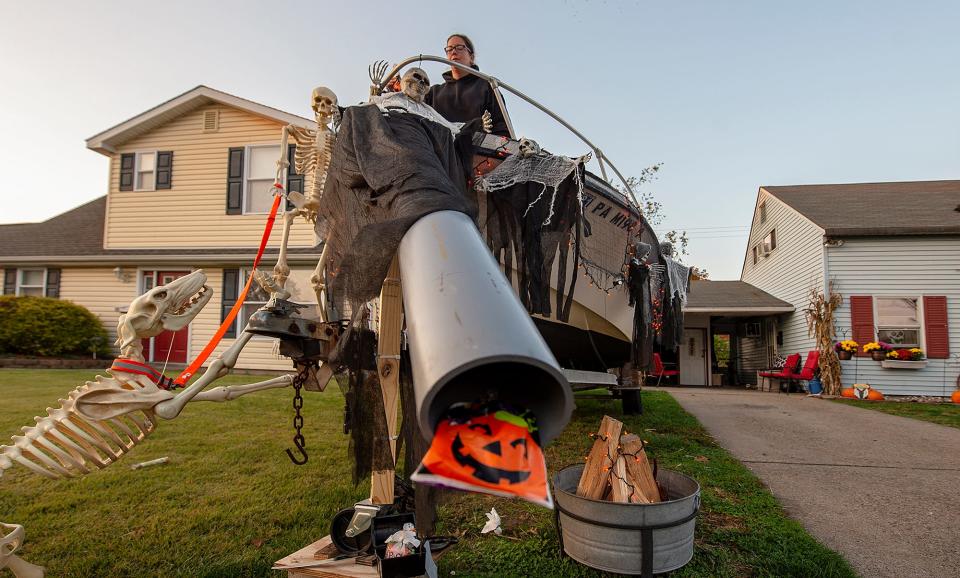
[757, 353, 801, 392]
[651, 352, 679, 386]
[784, 350, 820, 393]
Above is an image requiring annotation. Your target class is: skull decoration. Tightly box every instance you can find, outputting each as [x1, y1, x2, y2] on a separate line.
[311, 87, 338, 119]
[517, 138, 542, 158]
[400, 68, 430, 103]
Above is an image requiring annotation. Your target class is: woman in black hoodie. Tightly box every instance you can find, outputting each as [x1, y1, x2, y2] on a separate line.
[426, 33, 511, 137]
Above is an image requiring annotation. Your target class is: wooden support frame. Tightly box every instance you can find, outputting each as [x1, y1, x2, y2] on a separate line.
[370, 256, 403, 505]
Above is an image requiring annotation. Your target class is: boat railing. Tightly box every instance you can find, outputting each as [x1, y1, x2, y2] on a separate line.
[378, 55, 641, 209]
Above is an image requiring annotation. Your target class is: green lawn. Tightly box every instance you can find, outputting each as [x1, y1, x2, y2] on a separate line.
[0, 369, 854, 577]
[831, 398, 960, 429]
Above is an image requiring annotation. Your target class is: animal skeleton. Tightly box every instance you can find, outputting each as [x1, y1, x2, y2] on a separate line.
[0, 271, 297, 575]
[261, 87, 339, 316]
[0, 524, 42, 578]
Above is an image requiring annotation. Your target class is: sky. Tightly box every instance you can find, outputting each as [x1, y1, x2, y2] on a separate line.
[1, 0, 958, 279]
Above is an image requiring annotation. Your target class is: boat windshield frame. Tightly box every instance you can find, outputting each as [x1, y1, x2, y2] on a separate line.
[378, 55, 640, 209]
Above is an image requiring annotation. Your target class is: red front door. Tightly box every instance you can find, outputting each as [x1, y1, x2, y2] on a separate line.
[140, 270, 190, 364]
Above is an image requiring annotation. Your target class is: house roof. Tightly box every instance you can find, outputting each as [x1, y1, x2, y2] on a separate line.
[683, 280, 794, 315]
[764, 180, 960, 237]
[85, 85, 316, 155]
[0, 196, 321, 264]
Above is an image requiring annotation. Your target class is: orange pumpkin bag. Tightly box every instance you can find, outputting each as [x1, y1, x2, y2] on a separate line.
[411, 403, 552, 508]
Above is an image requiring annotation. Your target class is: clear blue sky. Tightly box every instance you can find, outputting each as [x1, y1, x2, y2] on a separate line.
[2, 1, 958, 279]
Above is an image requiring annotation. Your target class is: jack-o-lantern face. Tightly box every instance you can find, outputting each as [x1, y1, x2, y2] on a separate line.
[412, 410, 552, 508]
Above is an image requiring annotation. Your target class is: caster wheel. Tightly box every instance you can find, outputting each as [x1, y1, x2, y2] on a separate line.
[329, 508, 372, 555]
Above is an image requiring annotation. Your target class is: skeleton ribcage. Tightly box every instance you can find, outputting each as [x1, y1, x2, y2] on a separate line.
[0, 378, 155, 480]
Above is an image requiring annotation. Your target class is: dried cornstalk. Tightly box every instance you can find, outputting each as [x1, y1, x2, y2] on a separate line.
[805, 285, 843, 395]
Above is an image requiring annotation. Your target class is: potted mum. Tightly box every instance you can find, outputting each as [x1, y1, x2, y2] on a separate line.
[863, 341, 892, 361]
[834, 340, 858, 360]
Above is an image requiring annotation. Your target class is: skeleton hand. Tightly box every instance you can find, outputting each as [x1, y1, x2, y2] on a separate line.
[482, 110, 493, 133]
[368, 60, 390, 95]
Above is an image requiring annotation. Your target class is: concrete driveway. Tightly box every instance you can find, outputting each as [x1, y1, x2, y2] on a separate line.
[664, 387, 960, 578]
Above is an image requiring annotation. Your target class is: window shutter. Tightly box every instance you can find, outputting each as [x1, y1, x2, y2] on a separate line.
[226, 147, 244, 215]
[45, 268, 61, 298]
[3, 269, 15, 295]
[221, 269, 239, 338]
[286, 144, 301, 211]
[119, 153, 135, 191]
[156, 151, 173, 189]
[923, 296, 949, 359]
[849, 296, 874, 356]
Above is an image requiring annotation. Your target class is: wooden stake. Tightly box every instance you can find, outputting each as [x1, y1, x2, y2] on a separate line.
[609, 455, 636, 503]
[620, 433, 660, 503]
[576, 415, 623, 500]
[370, 256, 402, 505]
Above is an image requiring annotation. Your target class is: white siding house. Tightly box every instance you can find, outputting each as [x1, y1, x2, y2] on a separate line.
[741, 181, 959, 397]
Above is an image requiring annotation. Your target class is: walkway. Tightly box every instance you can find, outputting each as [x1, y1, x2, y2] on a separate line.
[664, 387, 960, 578]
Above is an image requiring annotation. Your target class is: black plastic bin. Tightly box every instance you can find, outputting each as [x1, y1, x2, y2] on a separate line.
[371, 513, 425, 578]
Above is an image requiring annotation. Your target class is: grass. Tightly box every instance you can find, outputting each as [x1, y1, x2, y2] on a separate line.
[830, 398, 960, 429]
[0, 369, 854, 577]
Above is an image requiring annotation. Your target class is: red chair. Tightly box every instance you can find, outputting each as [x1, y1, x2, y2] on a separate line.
[758, 353, 801, 392]
[651, 353, 679, 386]
[785, 350, 820, 393]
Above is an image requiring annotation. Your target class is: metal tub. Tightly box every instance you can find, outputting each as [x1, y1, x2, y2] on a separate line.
[553, 464, 700, 576]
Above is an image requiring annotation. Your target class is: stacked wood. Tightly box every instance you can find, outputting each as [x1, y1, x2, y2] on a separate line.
[576, 415, 661, 504]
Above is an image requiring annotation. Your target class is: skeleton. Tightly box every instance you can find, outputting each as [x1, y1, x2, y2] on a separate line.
[258, 87, 339, 316]
[1, 524, 43, 578]
[0, 271, 305, 576]
[368, 66, 494, 135]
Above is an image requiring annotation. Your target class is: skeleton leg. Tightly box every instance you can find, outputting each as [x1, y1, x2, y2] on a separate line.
[273, 209, 298, 293]
[155, 329, 288, 420]
[311, 237, 332, 322]
[190, 375, 293, 403]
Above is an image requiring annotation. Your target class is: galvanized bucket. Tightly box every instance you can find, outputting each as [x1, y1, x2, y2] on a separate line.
[553, 464, 700, 577]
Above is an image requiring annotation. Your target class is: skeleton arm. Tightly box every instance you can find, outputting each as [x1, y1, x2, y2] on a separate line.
[153, 329, 293, 420]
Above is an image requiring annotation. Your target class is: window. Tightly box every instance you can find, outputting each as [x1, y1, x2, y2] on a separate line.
[135, 151, 156, 191]
[752, 246, 758, 264]
[876, 297, 921, 347]
[762, 229, 777, 253]
[17, 269, 45, 296]
[244, 145, 282, 214]
[759, 201, 767, 224]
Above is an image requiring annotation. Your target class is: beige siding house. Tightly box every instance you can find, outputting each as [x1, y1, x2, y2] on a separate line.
[1, 86, 322, 371]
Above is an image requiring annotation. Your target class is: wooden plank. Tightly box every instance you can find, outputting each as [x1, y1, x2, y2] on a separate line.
[620, 433, 660, 503]
[608, 455, 635, 503]
[576, 415, 623, 499]
[274, 535, 377, 578]
[370, 255, 402, 506]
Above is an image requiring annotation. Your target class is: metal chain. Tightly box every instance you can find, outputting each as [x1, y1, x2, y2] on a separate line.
[285, 364, 311, 465]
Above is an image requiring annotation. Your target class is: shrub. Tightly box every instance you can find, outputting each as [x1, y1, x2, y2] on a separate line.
[0, 296, 110, 357]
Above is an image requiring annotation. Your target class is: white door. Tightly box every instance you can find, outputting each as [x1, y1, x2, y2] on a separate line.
[679, 328, 707, 386]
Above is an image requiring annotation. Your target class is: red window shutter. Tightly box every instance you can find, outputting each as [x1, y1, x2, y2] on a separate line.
[849, 296, 874, 356]
[923, 296, 949, 359]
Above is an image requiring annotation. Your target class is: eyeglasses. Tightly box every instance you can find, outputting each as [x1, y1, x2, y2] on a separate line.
[444, 44, 470, 54]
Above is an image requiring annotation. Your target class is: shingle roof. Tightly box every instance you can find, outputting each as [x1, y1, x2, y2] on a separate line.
[764, 180, 960, 237]
[0, 197, 321, 262]
[684, 280, 793, 313]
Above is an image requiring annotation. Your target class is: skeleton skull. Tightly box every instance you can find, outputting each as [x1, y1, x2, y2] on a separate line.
[518, 138, 541, 159]
[401, 68, 430, 103]
[311, 87, 338, 118]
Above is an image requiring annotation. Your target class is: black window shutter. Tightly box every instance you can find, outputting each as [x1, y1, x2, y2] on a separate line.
[286, 144, 302, 211]
[119, 153, 135, 191]
[156, 151, 173, 189]
[3, 269, 16, 295]
[226, 147, 245, 215]
[221, 268, 240, 338]
[45, 268, 61, 298]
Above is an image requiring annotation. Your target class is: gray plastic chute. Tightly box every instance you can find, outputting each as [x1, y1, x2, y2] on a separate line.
[398, 210, 573, 445]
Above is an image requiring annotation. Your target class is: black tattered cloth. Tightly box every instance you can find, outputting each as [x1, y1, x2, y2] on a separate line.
[319, 104, 480, 312]
[477, 153, 588, 323]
